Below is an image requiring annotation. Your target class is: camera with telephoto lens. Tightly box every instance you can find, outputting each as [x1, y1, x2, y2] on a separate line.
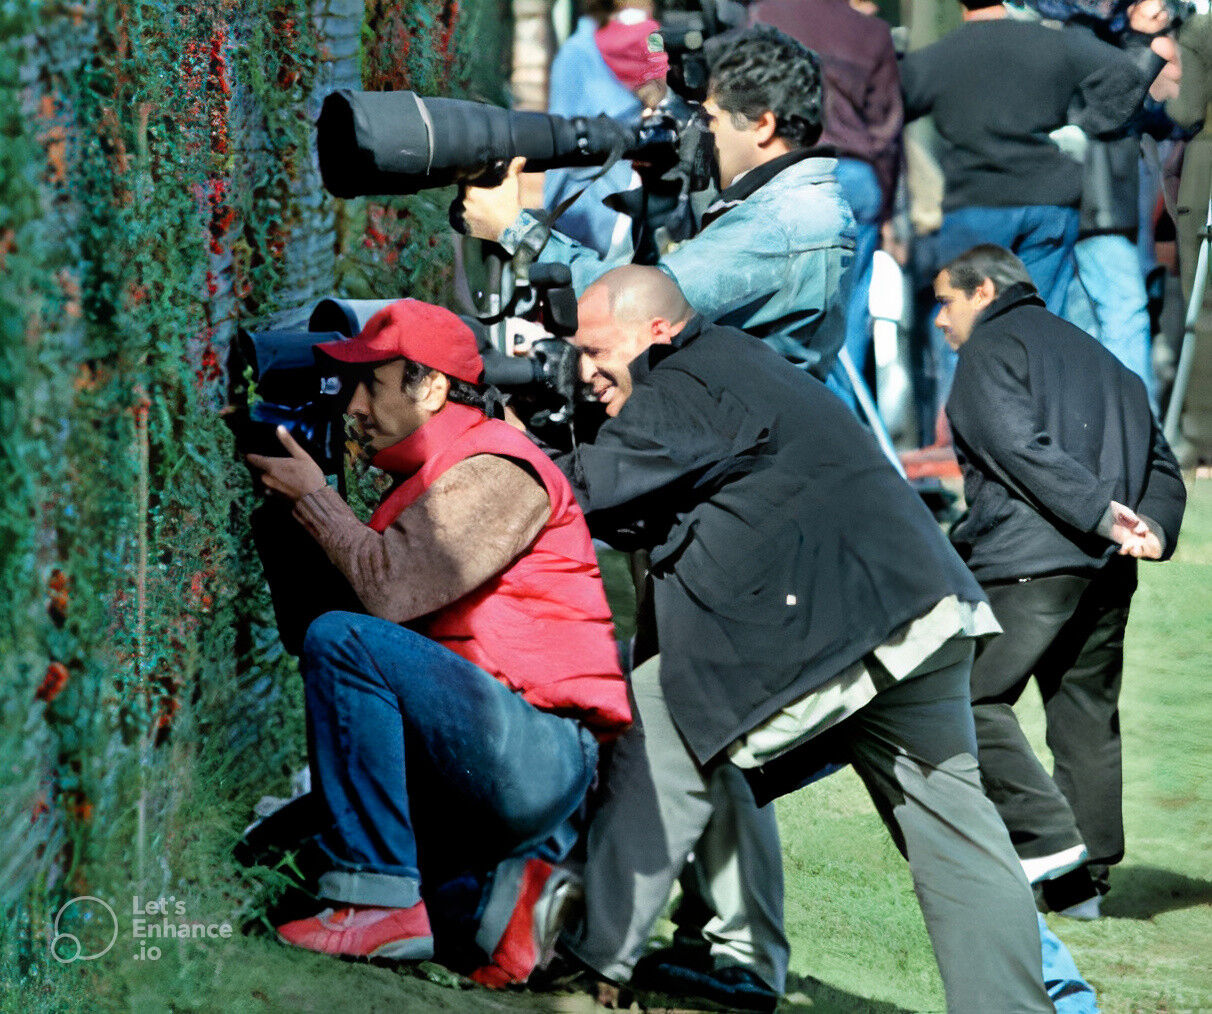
[317, 89, 707, 199]
[227, 264, 582, 476]
[314, 2, 761, 245]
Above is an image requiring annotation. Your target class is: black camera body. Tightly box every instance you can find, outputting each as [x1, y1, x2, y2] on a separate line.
[657, 0, 753, 101]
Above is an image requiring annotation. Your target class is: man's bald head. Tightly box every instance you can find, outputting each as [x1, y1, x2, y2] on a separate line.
[586, 264, 694, 329]
[572, 266, 693, 417]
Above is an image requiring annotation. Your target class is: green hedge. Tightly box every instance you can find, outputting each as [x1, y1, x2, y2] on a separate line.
[0, 1, 507, 1006]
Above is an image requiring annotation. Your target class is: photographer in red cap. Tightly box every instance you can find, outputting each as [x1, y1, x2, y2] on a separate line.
[246, 298, 629, 981]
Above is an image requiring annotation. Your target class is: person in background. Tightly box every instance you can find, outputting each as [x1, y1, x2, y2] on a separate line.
[1054, 0, 1183, 408]
[902, 0, 1157, 305]
[545, 0, 668, 259]
[750, 0, 903, 397]
[1166, 7, 1212, 462]
[937, 244, 1186, 919]
[902, 0, 1163, 423]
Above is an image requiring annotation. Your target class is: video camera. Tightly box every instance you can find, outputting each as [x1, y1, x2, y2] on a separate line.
[658, 0, 753, 101]
[227, 264, 581, 476]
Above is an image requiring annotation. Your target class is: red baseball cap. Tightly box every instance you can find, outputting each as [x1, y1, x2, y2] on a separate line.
[315, 298, 484, 384]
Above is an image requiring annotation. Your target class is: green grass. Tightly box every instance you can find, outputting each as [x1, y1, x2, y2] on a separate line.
[773, 479, 1212, 1013]
[28, 481, 1212, 1013]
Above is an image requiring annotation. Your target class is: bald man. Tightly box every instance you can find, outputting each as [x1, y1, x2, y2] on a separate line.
[554, 266, 1053, 1013]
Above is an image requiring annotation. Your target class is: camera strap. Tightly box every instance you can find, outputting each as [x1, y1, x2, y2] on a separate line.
[510, 132, 631, 276]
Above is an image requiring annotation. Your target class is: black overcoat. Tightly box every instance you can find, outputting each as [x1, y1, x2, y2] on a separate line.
[559, 317, 984, 764]
[946, 284, 1186, 584]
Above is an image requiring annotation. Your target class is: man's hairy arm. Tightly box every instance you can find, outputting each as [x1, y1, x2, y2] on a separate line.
[294, 455, 551, 623]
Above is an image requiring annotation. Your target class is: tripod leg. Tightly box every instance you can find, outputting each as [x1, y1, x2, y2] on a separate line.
[1164, 196, 1212, 445]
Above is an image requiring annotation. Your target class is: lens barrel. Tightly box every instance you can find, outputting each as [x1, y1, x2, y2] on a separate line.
[318, 90, 639, 197]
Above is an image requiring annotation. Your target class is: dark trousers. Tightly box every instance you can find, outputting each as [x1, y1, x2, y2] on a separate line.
[571, 643, 1052, 1013]
[971, 559, 1137, 878]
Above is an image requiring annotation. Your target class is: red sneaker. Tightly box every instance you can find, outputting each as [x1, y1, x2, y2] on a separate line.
[277, 901, 434, 960]
[471, 858, 581, 987]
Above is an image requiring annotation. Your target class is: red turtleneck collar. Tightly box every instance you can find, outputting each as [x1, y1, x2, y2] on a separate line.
[370, 402, 485, 477]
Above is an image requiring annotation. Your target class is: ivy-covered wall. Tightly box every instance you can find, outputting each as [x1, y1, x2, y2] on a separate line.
[0, 0, 506, 1005]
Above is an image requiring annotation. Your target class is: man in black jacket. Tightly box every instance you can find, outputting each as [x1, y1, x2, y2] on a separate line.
[937, 244, 1187, 918]
[557, 264, 1053, 1012]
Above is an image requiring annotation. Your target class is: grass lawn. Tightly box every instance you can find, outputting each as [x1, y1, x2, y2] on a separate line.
[39, 481, 1211, 1013]
[773, 477, 1212, 1013]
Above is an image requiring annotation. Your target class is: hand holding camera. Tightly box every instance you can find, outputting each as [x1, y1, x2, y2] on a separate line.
[246, 426, 327, 503]
[457, 156, 527, 243]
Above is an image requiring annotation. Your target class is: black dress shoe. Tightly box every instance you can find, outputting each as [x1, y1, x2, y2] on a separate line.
[633, 949, 780, 1013]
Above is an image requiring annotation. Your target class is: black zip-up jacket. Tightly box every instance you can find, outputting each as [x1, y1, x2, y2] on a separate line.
[947, 284, 1186, 583]
[557, 317, 985, 765]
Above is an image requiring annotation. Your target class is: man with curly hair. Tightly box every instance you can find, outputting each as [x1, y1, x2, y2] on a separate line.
[458, 27, 854, 1010]
[459, 24, 854, 381]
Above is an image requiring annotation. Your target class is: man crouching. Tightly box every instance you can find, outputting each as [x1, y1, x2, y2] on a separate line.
[246, 299, 629, 979]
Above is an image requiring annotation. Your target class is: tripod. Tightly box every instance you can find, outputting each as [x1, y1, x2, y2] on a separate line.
[1163, 195, 1210, 446]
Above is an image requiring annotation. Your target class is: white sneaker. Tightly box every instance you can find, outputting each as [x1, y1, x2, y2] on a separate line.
[1020, 843, 1088, 885]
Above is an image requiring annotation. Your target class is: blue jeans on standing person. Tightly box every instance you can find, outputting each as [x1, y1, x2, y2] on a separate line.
[1039, 914, 1101, 1013]
[1065, 233, 1157, 412]
[300, 611, 600, 909]
[835, 158, 884, 378]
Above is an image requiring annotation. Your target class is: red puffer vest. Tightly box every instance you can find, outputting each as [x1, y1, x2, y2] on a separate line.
[368, 403, 630, 738]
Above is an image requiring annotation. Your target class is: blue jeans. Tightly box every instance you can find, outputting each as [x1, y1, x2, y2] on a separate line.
[938, 205, 1079, 315]
[1065, 233, 1156, 411]
[835, 158, 883, 377]
[301, 611, 600, 908]
[931, 204, 1079, 405]
[1039, 914, 1100, 1013]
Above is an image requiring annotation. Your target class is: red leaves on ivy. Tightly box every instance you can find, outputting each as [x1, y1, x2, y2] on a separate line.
[437, 0, 460, 67]
[65, 792, 93, 823]
[36, 662, 69, 703]
[194, 344, 223, 388]
[48, 569, 69, 626]
[37, 93, 68, 185]
[30, 793, 50, 824]
[131, 392, 151, 425]
[57, 269, 82, 319]
[275, 11, 301, 89]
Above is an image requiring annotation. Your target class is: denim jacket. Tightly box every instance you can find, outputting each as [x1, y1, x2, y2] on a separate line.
[501, 152, 855, 379]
